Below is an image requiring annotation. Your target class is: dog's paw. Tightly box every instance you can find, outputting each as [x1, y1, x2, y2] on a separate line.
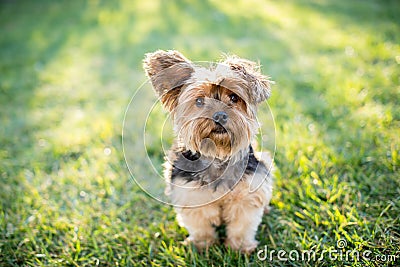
[225, 238, 259, 254]
[183, 236, 216, 252]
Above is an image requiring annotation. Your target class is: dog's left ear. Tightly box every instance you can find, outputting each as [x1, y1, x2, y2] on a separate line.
[143, 50, 194, 112]
[223, 57, 271, 103]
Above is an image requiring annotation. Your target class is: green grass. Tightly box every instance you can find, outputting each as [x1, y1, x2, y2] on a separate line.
[1, 0, 399, 266]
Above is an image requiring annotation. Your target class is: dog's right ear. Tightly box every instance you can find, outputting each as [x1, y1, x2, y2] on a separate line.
[143, 50, 194, 112]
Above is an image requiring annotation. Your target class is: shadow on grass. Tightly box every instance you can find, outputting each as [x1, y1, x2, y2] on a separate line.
[0, 1, 112, 265]
[0, 1, 72, 208]
[292, 0, 399, 37]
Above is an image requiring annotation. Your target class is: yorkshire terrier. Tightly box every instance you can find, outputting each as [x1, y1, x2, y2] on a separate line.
[143, 50, 273, 253]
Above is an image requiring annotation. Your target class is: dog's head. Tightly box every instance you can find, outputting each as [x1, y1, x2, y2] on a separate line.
[143, 50, 271, 159]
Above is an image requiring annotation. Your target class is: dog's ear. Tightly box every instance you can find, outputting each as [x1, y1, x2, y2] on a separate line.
[143, 50, 194, 111]
[223, 56, 271, 103]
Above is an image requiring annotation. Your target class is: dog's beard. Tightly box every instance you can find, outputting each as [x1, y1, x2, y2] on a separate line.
[178, 117, 252, 160]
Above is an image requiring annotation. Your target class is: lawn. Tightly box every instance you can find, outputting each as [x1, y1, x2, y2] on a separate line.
[0, 0, 399, 266]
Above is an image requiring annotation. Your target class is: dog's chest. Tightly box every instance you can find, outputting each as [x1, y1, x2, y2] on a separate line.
[169, 147, 261, 190]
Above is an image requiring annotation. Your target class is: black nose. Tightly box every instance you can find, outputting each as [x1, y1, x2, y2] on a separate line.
[212, 111, 228, 125]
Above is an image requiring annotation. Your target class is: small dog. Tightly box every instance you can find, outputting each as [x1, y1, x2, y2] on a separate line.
[143, 50, 273, 253]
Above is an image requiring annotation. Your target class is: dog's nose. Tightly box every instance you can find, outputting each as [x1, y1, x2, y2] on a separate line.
[212, 111, 228, 125]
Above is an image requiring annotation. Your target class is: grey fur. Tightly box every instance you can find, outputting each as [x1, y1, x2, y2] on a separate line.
[167, 144, 268, 191]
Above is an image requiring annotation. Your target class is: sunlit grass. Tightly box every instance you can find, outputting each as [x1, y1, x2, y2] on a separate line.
[1, 0, 399, 266]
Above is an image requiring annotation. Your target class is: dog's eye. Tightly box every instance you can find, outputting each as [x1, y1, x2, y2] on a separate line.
[195, 97, 205, 107]
[229, 94, 239, 103]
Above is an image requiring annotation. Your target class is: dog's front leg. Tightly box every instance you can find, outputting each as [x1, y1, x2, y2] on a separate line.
[222, 185, 267, 253]
[175, 204, 221, 250]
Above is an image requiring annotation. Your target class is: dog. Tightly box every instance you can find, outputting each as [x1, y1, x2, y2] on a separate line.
[143, 50, 273, 253]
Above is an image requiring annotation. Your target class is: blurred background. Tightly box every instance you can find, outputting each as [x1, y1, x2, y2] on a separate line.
[1, 0, 399, 266]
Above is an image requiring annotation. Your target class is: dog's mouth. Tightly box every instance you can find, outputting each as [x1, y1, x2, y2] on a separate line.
[211, 123, 228, 134]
